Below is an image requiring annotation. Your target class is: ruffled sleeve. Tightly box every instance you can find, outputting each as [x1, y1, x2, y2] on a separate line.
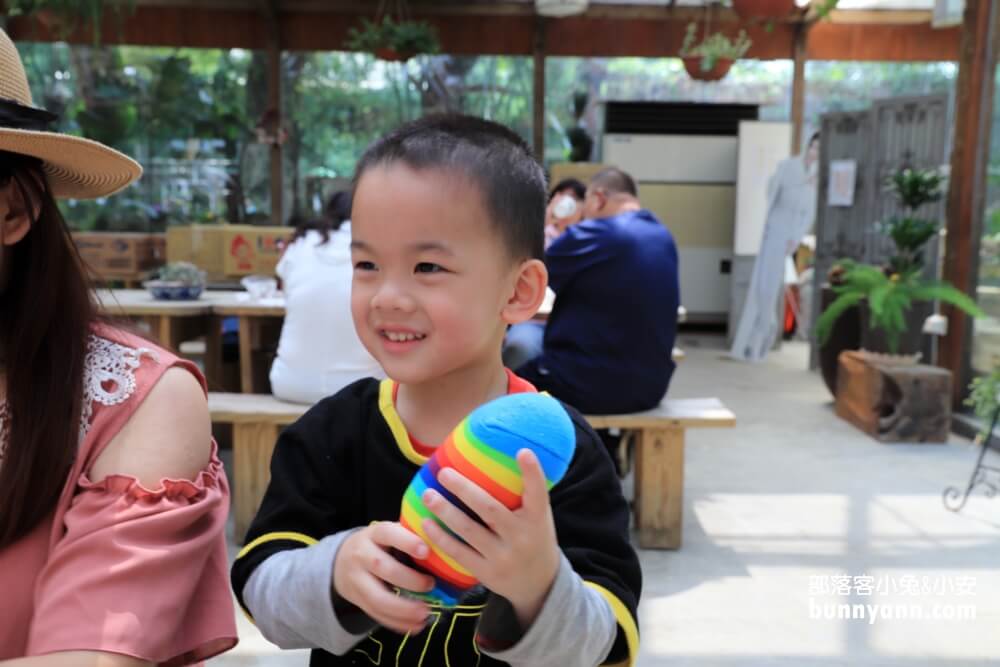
[26, 444, 237, 666]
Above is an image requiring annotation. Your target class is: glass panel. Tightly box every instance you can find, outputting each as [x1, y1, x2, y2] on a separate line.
[20, 42, 270, 230]
[971, 65, 1000, 377]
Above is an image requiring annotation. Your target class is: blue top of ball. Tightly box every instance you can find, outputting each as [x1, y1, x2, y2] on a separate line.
[466, 393, 576, 484]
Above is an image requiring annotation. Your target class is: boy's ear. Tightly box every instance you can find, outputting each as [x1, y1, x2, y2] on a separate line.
[502, 258, 548, 325]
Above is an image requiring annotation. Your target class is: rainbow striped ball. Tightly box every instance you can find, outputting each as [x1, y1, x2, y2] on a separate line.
[399, 392, 576, 607]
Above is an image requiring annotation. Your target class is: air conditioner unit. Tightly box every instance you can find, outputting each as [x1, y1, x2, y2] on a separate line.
[536, 0, 589, 17]
[599, 102, 759, 324]
[932, 0, 964, 27]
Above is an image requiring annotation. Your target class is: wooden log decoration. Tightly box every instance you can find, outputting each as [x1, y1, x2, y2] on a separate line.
[835, 350, 952, 443]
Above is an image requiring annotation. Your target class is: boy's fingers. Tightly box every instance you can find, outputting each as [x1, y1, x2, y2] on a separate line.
[357, 575, 429, 633]
[422, 518, 487, 574]
[517, 449, 550, 515]
[371, 521, 431, 561]
[437, 467, 514, 534]
[422, 488, 495, 555]
[366, 546, 435, 594]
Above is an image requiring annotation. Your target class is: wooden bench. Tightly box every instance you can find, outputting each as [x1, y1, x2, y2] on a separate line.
[209, 393, 735, 549]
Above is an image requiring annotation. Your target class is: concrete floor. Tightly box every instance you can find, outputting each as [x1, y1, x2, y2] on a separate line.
[211, 336, 1000, 667]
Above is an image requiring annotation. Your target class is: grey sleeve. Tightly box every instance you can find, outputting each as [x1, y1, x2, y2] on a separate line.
[242, 528, 377, 654]
[478, 554, 617, 667]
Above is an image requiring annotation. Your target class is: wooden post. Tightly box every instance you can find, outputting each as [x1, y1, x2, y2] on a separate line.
[533, 16, 546, 161]
[634, 427, 685, 549]
[233, 421, 280, 540]
[940, 0, 1000, 406]
[790, 22, 808, 155]
[264, 0, 283, 226]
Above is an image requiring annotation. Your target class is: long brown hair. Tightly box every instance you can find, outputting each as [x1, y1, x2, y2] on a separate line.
[0, 151, 95, 547]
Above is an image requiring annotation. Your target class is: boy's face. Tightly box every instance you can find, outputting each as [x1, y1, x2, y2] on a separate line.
[350, 163, 525, 386]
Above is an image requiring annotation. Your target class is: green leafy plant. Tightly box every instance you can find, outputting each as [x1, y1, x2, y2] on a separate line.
[6, 0, 135, 45]
[816, 260, 983, 354]
[679, 22, 751, 73]
[345, 17, 440, 60]
[155, 261, 205, 286]
[965, 368, 1000, 439]
[817, 167, 984, 354]
[877, 168, 947, 275]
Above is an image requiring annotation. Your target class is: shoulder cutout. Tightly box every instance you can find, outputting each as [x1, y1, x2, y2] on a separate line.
[89, 366, 212, 489]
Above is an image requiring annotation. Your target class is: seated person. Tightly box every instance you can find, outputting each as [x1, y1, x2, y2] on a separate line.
[512, 167, 680, 415]
[544, 177, 586, 249]
[269, 191, 384, 404]
[503, 178, 585, 370]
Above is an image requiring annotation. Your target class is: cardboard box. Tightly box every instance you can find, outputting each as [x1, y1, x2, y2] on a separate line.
[166, 224, 291, 280]
[73, 232, 166, 280]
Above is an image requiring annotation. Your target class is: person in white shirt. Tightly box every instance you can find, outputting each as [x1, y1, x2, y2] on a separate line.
[270, 191, 384, 404]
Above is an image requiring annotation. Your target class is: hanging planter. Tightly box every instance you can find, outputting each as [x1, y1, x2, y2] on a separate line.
[682, 57, 734, 81]
[731, 0, 796, 19]
[345, 15, 440, 62]
[373, 46, 414, 62]
[678, 22, 751, 82]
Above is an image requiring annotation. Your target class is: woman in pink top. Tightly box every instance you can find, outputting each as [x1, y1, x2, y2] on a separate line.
[0, 28, 237, 666]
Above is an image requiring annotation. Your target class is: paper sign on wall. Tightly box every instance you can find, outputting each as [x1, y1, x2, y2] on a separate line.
[828, 160, 857, 207]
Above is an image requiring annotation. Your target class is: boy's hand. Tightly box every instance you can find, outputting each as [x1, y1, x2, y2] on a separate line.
[333, 521, 435, 635]
[421, 449, 560, 630]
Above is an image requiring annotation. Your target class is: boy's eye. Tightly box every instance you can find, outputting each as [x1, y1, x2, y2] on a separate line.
[415, 262, 445, 274]
[354, 261, 377, 271]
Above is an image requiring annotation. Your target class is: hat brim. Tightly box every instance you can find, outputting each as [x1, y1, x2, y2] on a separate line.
[0, 127, 141, 199]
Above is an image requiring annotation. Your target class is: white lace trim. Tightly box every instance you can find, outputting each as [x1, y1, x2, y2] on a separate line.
[0, 335, 158, 452]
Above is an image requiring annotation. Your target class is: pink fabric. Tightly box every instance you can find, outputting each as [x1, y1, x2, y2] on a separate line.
[0, 326, 237, 665]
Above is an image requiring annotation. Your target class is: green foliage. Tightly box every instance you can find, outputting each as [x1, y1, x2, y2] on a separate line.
[5, 0, 135, 45]
[880, 217, 939, 274]
[816, 164, 966, 353]
[810, 0, 841, 20]
[155, 261, 205, 285]
[679, 22, 752, 73]
[965, 367, 1000, 439]
[887, 167, 945, 210]
[345, 17, 440, 59]
[816, 261, 985, 354]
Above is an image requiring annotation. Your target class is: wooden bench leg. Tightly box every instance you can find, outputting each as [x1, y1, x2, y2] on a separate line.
[634, 426, 684, 549]
[233, 422, 279, 542]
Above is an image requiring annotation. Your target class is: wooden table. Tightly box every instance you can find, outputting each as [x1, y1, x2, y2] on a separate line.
[211, 293, 286, 393]
[96, 289, 285, 393]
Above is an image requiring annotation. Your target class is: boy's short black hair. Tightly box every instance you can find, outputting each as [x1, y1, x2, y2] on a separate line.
[353, 114, 546, 261]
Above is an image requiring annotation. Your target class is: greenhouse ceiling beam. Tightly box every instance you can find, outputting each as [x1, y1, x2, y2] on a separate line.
[7, 5, 960, 62]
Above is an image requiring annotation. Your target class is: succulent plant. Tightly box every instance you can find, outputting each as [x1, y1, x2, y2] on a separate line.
[155, 261, 205, 286]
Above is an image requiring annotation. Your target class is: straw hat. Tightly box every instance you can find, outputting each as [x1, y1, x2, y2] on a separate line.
[0, 28, 141, 199]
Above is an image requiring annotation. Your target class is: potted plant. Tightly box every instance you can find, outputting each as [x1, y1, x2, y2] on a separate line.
[816, 168, 984, 357]
[345, 16, 440, 62]
[144, 261, 206, 301]
[679, 22, 751, 81]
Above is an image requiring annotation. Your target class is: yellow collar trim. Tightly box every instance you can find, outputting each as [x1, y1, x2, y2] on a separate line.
[378, 379, 429, 466]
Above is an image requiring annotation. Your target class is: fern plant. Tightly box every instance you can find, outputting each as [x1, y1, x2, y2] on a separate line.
[816, 166, 981, 354]
[816, 260, 983, 354]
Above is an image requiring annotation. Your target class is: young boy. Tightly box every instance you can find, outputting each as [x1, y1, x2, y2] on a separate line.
[231, 115, 641, 667]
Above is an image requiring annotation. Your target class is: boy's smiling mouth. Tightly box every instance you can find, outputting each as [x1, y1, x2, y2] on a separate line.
[381, 330, 427, 342]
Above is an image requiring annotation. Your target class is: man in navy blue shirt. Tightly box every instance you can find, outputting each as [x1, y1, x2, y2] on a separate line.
[511, 167, 680, 415]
